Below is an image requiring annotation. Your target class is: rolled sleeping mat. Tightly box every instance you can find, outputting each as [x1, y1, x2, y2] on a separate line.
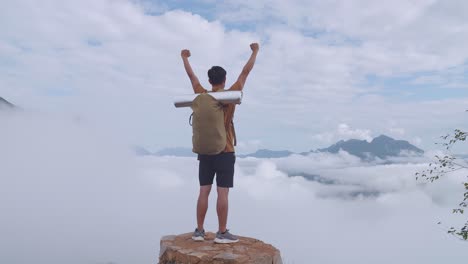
[174, 91, 243, 108]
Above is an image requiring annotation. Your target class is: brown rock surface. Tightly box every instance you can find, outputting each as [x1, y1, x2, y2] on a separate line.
[159, 232, 282, 264]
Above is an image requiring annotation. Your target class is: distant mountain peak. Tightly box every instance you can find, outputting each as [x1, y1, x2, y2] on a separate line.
[371, 134, 394, 142]
[317, 134, 423, 160]
[375, 134, 392, 139]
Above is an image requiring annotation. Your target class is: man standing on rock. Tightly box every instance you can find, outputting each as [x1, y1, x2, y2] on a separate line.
[181, 43, 259, 243]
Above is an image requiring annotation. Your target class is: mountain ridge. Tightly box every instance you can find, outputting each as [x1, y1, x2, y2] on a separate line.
[0, 97, 15, 109]
[140, 134, 424, 159]
[316, 134, 424, 160]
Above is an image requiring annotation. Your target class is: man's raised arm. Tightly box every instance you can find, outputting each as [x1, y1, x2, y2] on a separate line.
[181, 49, 206, 94]
[230, 43, 259, 91]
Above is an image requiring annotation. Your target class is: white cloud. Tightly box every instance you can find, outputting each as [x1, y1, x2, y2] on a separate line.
[1, 0, 468, 153]
[2, 112, 468, 263]
[312, 123, 373, 145]
[235, 139, 262, 154]
[389, 127, 406, 136]
[216, 0, 468, 72]
[337, 123, 373, 141]
[412, 136, 423, 146]
[1, 2, 468, 264]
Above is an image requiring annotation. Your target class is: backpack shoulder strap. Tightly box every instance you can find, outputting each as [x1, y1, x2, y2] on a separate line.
[231, 120, 237, 146]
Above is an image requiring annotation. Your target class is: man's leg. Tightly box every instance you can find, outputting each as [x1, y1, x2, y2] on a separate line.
[213, 153, 238, 243]
[197, 154, 215, 232]
[197, 185, 212, 231]
[216, 186, 229, 233]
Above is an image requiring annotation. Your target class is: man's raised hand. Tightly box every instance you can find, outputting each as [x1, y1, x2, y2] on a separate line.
[181, 49, 191, 58]
[250, 43, 259, 52]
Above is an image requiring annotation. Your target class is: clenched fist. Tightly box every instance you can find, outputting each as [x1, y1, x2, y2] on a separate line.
[181, 49, 191, 58]
[250, 43, 259, 52]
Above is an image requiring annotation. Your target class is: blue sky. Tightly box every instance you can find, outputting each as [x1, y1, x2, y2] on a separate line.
[1, 0, 468, 153]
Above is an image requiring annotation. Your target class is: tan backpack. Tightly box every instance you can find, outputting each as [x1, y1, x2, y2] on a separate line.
[190, 93, 227, 155]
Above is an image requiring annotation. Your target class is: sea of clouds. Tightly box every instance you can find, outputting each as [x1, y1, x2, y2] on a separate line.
[1, 112, 468, 264]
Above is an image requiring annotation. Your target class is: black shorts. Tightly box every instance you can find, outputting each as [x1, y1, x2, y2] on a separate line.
[198, 152, 236, 188]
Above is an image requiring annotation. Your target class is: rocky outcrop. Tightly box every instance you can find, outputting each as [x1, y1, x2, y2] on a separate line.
[159, 232, 282, 264]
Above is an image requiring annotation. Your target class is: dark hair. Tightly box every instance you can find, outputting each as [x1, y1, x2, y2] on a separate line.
[208, 66, 226, 85]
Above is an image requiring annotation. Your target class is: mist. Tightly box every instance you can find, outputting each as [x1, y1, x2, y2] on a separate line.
[1, 112, 468, 264]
